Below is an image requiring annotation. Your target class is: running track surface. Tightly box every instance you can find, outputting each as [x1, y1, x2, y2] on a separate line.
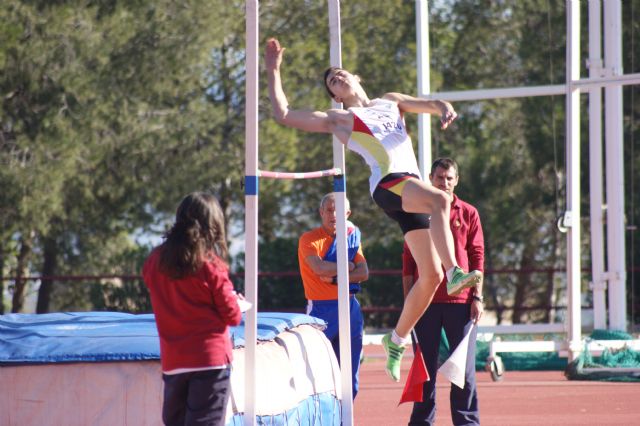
[354, 344, 639, 425]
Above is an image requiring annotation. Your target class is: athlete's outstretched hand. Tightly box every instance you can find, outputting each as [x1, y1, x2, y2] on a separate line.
[265, 38, 285, 72]
[440, 102, 458, 130]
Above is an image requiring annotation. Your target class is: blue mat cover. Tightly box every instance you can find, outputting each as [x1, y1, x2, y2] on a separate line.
[228, 392, 341, 426]
[0, 311, 325, 365]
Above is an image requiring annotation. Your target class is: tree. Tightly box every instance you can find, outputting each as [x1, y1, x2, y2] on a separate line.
[1, 0, 638, 327]
[1, 0, 240, 312]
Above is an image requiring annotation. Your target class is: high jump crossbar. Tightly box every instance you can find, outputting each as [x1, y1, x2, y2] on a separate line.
[258, 168, 343, 179]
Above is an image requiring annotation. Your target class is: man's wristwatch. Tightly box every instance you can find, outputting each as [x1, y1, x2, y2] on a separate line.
[472, 295, 484, 303]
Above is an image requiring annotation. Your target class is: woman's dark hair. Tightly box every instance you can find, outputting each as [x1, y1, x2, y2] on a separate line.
[159, 192, 228, 278]
[323, 66, 342, 99]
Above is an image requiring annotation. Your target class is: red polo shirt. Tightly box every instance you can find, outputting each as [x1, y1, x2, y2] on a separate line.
[142, 248, 242, 372]
[402, 195, 484, 303]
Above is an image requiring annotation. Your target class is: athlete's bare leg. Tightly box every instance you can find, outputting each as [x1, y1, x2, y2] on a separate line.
[395, 228, 444, 338]
[382, 177, 482, 381]
[401, 177, 457, 270]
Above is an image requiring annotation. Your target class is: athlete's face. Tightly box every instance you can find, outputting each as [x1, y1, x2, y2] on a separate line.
[319, 198, 351, 235]
[325, 68, 360, 101]
[429, 166, 459, 197]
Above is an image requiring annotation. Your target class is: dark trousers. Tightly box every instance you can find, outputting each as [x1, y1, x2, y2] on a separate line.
[162, 367, 231, 426]
[308, 296, 363, 399]
[409, 304, 479, 426]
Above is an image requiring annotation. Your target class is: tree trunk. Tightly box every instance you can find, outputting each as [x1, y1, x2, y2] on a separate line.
[484, 229, 504, 325]
[36, 236, 57, 313]
[512, 243, 536, 324]
[11, 231, 34, 313]
[217, 39, 235, 243]
[542, 230, 561, 323]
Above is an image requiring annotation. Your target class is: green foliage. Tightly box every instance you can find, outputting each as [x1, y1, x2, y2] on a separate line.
[622, 0, 640, 325]
[427, 0, 583, 324]
[1, 0, 242, 312]
[231, 237, 304, 311]
[90, 278, 151, 313]
[357, 237, 405, 329]
[0, 0, 638, 327]
[256, 237, 306, 311]
[232, 231, 405, 326]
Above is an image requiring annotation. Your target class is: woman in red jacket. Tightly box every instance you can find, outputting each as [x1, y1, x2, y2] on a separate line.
[143, 192, 243, 426]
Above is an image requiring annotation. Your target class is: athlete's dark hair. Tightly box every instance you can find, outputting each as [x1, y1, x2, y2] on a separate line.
[159, 192, 228, 278]
[430, 157, 459, 176]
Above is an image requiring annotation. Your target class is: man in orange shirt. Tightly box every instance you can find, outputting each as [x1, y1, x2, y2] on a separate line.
[298, 193, 369, 400]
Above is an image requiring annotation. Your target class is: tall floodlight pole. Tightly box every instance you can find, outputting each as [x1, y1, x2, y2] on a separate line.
[565, 0, 582, 362]
[244, 0, 258, 424]
[416, 0, 432, 177]
[327, 2, 354, 424]
[604, 0, 627, 331]
[587, 0, 607, 331]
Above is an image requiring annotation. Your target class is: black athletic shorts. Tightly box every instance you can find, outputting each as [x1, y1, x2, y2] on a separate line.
[372, 172, 431, 234]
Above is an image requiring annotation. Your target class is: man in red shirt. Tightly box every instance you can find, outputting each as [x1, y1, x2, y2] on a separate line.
[403, 158, 484, 425]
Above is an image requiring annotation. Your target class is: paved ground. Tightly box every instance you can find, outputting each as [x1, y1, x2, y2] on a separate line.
[353, 344, 640, 425]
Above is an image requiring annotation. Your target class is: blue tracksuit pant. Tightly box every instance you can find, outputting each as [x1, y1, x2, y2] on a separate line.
[307, 296, 363, 400]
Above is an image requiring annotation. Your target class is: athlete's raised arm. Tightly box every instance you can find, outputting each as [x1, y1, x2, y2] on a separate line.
[383, 92, 458, 130]
[265, 38, 344, 134]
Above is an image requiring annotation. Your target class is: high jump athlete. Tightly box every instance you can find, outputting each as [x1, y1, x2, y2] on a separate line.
[265, 38, 481, 382]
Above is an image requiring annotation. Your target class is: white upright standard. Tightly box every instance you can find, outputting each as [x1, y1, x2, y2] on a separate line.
[244, 0, 354, 424]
